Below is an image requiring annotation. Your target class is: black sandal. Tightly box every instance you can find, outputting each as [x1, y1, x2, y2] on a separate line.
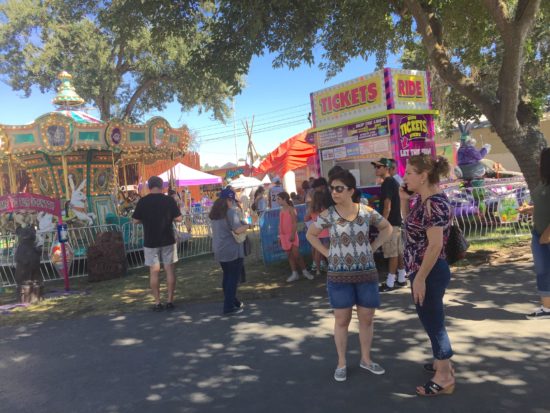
[152, 303, 164, 312]
[416, 380, 455, 397]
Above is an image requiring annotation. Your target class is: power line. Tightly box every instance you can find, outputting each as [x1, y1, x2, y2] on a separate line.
[190, 102, 311, 133]
[201, 118, 309, 143]
[197, 112, 309, 139]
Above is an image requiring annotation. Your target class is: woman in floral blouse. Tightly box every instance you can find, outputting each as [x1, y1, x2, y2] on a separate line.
[400, 154, 454, 397]
[307, 169, 392, 382]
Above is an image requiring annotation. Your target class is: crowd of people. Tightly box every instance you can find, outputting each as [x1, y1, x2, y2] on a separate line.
[130, 151, 550, 396]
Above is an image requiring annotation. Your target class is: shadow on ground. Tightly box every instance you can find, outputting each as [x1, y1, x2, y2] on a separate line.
[0, 260, 549, 413]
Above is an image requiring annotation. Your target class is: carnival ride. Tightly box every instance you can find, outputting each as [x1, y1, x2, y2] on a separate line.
[0, 71, 190, 228]
[0, 71, 193, 288]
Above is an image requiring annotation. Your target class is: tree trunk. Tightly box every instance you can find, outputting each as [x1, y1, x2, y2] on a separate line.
[492, 124, 547, 192]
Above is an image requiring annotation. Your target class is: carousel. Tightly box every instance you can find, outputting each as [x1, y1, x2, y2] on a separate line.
[0, 71, 190, 231]
[0, 72, 191, 290]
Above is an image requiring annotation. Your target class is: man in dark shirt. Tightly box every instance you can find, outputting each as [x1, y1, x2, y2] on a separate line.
[133, 176, 183, 311]
[372, 158, 407, 292]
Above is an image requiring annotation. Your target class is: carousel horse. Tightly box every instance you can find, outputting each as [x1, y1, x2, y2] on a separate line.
[68, 176, 96, 226]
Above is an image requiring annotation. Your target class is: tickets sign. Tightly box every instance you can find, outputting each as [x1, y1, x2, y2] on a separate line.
[310, 71, 386, 129]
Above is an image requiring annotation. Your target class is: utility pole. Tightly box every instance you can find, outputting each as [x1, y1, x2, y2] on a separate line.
[232, 98, 238, 164]
[242, 116, 260, 176]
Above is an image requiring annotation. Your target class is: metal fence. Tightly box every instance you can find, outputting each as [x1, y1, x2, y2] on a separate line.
[442, 178, 533, 241]
[0, 180, 534, 288]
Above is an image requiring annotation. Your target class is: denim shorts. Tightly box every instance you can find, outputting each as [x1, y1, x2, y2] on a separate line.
[532, 231, 550, 296]
[327, 281, 380, 309]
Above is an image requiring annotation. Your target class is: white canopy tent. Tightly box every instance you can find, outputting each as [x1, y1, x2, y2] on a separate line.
[229, 175, 263, 189]
[158, 163, 222, 186]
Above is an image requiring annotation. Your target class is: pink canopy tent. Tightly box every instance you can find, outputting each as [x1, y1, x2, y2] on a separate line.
[159, 163, 222, 186]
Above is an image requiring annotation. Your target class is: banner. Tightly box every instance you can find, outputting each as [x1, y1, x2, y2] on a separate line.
[310, 71, 386, 129]
[316, 117, 389, 149]
[0, 193, 61, 216]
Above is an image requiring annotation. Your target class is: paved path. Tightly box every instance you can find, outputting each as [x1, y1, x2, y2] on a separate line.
[1, 261, 549, 413]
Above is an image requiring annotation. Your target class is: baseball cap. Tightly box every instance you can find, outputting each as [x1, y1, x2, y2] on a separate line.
[371, 158, 392, 168]
[219, 187, 237, 200]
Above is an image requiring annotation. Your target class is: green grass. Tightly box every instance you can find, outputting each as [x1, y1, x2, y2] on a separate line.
[0, 254, 324, 327]
[467, 235, 530, 252]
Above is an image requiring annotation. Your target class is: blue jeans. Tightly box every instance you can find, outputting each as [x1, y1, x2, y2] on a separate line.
[410, 259, 453, 360]
[220, 258, 243, 314]
[532, 231, 550, 296]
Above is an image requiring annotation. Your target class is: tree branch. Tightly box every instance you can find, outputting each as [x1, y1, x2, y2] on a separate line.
[515, 0, 541, 27]
[493, 0, 541, 128]
[482, 0, 510, 35]
[122, 77, 168, 120]
[403, 0, 497, 121]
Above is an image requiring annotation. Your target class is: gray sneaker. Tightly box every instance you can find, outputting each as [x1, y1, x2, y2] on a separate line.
[334, 366, 347, 382]
[359, 360, 385, 375]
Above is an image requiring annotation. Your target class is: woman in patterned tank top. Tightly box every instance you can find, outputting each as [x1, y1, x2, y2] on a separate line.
[307, 169, 392, 382]
[401, 155, 455, 397]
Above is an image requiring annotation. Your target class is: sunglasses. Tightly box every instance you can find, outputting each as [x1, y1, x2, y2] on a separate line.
[374, 165, 386, 169]
[330, 185, 350, 193]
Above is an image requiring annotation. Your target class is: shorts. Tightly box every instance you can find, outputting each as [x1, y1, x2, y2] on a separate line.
[327, 281, 380, 309]
[144, 244, 178, 266]
[382, 226, 403, 258]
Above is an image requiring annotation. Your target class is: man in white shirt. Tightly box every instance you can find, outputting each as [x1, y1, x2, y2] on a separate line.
[268, 179, 284, 209]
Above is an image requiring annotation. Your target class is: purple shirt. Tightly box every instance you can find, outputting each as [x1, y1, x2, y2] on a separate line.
[404, 193, 451, 275]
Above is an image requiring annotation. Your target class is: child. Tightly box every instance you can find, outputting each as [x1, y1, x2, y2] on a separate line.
[276, 192, 314, 282]
[308, 191, 329, 275]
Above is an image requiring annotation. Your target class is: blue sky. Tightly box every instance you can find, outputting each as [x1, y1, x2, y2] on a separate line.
[0, 51, 399, 167]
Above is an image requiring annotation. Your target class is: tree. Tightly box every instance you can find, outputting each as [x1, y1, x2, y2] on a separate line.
[0, 0, 245, 122]
[128, 0, 548, 189]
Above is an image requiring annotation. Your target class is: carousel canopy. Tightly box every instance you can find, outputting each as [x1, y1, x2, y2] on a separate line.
[158, 163, 222, 186]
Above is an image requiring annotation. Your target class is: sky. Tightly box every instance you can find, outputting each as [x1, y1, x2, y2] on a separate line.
[0, 50, 400, 168]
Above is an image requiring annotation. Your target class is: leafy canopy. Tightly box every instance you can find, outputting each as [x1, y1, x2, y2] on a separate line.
[0, 0, 246, 122]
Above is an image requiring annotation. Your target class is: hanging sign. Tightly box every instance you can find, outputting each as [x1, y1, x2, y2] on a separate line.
[310, 71, 386, 129]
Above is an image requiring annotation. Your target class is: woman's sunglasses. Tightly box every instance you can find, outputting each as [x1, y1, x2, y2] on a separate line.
[330, 185, 350, 193]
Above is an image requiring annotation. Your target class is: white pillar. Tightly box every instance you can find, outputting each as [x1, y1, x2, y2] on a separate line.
[282, 170, 296, 195]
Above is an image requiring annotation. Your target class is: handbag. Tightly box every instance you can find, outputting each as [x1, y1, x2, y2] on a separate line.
[226, 215, 247, 243]
[425, 199, 469, 265]
[445, 223, 469, 265]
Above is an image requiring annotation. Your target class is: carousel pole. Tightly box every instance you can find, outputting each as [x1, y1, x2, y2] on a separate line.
[139, 161, 146, 195]
[61, 154, 70, 202]
[0, 160, 4, 196]
[122, 163, 128, 190]
[59, 154, 71, 291]
[170, 152, 175, 189]
[7, 155, 17, 193]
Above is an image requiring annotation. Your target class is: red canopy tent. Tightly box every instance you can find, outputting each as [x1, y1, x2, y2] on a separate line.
[254, 130, 316, 177]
